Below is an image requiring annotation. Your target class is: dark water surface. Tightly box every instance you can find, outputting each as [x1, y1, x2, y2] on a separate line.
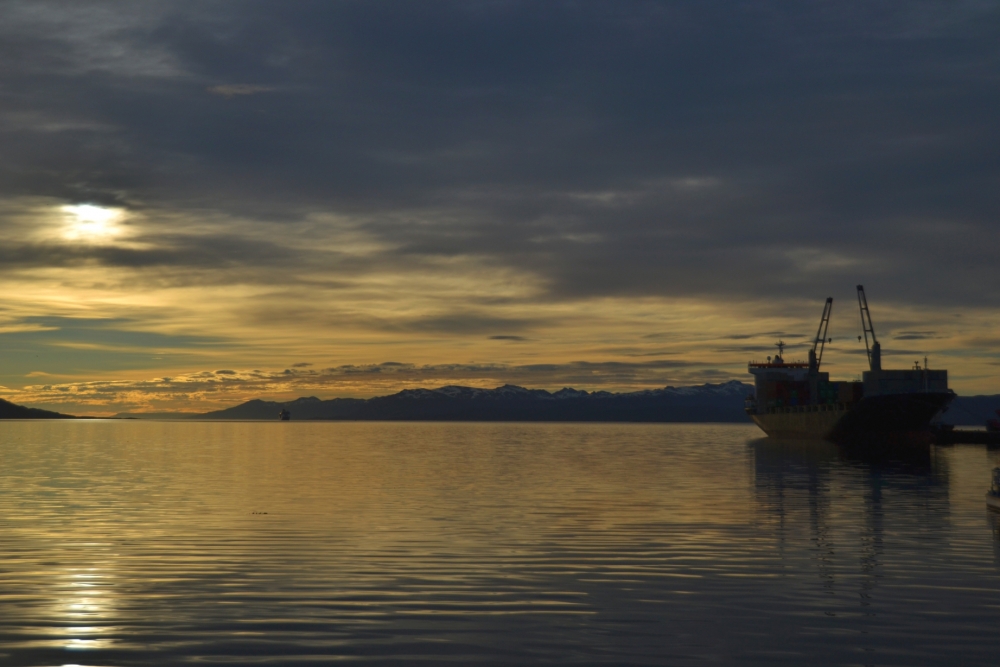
[1, 421, 999, 665]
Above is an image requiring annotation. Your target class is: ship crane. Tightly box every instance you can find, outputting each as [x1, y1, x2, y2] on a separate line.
[745, 285, 955, 444]
[856, 284, 881, 371]
[809, 297, 833, 372]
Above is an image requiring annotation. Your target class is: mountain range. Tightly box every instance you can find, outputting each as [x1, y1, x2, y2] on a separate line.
[121, 381, 758, 422]
[112, 382, 1000, 425]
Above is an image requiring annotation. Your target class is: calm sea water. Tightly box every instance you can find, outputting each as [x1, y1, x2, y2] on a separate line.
[1, 421, 998, 666]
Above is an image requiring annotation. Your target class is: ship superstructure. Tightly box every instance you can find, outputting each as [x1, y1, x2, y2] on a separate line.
[746, 286, 954, 445]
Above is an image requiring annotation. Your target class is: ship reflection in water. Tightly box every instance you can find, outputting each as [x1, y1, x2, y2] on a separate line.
[750, 438, 953, 617]
[0, 421, 998, 665]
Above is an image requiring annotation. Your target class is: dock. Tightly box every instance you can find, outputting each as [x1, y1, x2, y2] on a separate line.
[933, 429, 1000, 445]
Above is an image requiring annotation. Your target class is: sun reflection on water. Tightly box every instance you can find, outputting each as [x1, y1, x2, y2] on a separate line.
[54, 568, 118, 650]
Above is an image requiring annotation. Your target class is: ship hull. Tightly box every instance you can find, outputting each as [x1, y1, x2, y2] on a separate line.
[750, 392, 954, 446]
[750, 406, 849, 440]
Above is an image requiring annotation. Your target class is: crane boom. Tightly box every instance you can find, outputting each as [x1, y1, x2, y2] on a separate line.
[809, 297, 833, 372]
[856, 284, 881, 371]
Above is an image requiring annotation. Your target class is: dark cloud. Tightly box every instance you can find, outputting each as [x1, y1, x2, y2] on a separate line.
[489, 335, 528, 341]
[14, 316, 223, 348]
[0, 316, 227, 379]
[0, 234, 301, 272]
[840, 347, 934, 357]
[206, 84, 276, 98]
[401, 313, 542, 335]
[893, 332, 940, 340]
[622, 351, 679, 358]
[1, 0, 999, 401]
[720, 332, 809, 341]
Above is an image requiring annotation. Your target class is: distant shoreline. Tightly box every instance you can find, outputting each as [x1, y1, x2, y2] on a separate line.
[8, 382, 998, 426]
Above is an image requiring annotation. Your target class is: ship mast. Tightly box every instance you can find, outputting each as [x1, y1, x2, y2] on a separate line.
[809, 297, 833, 372]
[856, 284, 881, 371]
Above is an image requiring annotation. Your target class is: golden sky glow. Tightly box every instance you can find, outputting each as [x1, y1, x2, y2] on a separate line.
[1, 195, 997, 415]
[2, 3, 999, 415]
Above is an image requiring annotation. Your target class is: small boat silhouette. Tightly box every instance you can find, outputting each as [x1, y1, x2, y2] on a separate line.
[988, 468, 1000, 511]
[279, 408, 291, 421]
[986, 409, 1000, 432]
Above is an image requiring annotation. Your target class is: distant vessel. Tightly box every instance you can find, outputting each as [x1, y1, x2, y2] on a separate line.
[987, 409, 1000, 433]
[745, 286, 954, 446]
[279, 408, 291, 421]
[988, 468, 1000, 511]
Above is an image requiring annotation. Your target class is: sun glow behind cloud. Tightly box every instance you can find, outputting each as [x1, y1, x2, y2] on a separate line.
[61, 204, 125, 241]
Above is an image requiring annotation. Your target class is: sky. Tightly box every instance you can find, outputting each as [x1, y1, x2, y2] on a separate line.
[1, 0, 999, 416]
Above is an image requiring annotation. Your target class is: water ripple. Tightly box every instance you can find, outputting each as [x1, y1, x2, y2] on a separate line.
[0, 421, 998, 665]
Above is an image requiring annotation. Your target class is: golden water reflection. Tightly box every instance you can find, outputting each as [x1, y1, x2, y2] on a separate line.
[0, 421, 997, 665]
[57, 569, 118, 650]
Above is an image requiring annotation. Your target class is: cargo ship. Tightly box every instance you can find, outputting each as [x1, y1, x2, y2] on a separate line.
[745, 286, 954, 445]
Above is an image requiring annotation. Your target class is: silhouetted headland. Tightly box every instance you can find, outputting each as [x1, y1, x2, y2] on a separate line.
[0, 398, 76, 419]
